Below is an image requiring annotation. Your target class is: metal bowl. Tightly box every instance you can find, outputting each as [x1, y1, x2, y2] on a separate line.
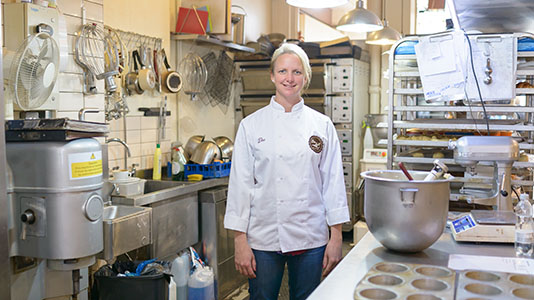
[213, 136, 234, 160]
[361, 170, 450, 252]
[184, 135, 205, 157]
[267, 33, 286, 48]
[190, 141, 222, 164]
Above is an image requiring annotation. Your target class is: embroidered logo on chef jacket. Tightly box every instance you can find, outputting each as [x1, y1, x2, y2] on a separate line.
[308, 135, 324, 153]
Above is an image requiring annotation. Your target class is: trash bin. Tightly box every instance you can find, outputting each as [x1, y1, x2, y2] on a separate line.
[93, 261, 170, 300]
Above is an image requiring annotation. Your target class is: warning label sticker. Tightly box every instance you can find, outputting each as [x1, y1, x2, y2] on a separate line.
[69, 151, 103, 180]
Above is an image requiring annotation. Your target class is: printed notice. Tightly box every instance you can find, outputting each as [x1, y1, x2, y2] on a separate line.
[448, 254, 534, 275]
[69, 151, 103, 180]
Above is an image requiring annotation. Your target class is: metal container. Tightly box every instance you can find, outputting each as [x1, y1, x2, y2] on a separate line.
[231, 12, 245, 45]
[213, 136, 233, 160]
[184, 135, 205, 158]
[190, 141, 221, 164]
[7, 138, 104, 269]
[101, 205, 152, 261]
[361, 170, 450, 252]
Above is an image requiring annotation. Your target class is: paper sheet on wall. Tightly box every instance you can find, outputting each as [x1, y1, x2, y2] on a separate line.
[448, 254, 534, 275]
[465, 34, 517, 101]
[414, 31, 467, 102]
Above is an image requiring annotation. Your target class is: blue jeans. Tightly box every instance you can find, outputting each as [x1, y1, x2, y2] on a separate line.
[248, 246, 326, 300]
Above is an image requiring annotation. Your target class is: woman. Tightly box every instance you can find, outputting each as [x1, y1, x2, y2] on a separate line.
[224, 43, 349, 300]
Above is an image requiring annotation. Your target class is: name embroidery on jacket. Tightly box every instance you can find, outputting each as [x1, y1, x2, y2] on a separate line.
[258, 137, 266, 144]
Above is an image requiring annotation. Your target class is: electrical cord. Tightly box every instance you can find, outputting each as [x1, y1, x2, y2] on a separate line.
[464, 32, 491, 136]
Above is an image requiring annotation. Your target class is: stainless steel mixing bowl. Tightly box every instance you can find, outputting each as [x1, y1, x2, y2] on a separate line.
[213, 136, 234, 160]
[190, 141, 222, 164]
[184, 135, 205, 157]
[361, 170, 450, 252]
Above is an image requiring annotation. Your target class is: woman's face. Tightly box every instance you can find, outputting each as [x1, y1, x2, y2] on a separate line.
[271, 53, 306, 101]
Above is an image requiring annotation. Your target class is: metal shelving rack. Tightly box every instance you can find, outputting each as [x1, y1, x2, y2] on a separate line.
[384, 32, 534, 201]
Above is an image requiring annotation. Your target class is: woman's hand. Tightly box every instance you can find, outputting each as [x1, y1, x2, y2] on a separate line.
[234, 231, 256, 278]
[322, 224, 343, 277]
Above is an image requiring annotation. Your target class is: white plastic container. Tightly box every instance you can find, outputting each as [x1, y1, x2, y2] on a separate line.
[110, 178, 146, 197]
[188, 267, 215, 300]
[172, 251, 191, 300]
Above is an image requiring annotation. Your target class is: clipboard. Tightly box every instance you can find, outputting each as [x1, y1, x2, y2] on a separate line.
[175, 6, 209, 35]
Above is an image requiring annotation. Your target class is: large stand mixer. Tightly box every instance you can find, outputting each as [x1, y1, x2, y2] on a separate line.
[448, 136, 520, 243]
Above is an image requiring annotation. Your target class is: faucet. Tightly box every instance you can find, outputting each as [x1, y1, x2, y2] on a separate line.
[78, 108, 100, 121]
[106, 138, 131, 170]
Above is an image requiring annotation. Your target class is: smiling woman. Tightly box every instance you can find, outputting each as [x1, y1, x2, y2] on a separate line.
[224, 43, 350, 300]
[269, 44, 312, 112]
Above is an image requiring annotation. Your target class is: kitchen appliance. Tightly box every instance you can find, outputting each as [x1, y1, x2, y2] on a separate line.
[361, 170, 450, 252]
[7, 138, 104, 269]
[448, 136, 519, 243]
[4, 2, 60, 117]
[360, 148, 388, 172]
[198, 187, 246, 300]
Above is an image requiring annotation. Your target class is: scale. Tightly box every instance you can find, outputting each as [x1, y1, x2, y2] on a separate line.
[450, 210, 515, 243]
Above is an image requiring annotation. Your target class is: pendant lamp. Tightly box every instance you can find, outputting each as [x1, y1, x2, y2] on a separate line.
[366, 0, 402, 45]
[286, 0, 349, 9]
[336, 0, 383, 33]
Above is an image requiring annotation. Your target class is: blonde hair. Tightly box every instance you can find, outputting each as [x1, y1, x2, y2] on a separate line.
[270, 43, 312, 91]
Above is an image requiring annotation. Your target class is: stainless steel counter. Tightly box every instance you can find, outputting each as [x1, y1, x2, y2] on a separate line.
[112, 177, 229, 206]
[307, 230, 515, 300]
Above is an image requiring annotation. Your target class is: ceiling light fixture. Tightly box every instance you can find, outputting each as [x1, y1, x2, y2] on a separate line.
[366, 0, 402, 45]
[336, 0, 383, 33]
[286, 0, 349, 9]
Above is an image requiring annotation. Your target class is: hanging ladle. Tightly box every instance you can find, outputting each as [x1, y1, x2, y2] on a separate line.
[398, 162, 414, 181]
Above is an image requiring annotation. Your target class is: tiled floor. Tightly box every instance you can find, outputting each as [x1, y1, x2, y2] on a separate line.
[224, 231, 355, 300]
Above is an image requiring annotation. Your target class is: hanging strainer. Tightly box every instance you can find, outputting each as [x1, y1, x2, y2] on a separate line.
[204, 51, 234, 108]
[178, 52, 208, 100]
[75, 23, 119, 93]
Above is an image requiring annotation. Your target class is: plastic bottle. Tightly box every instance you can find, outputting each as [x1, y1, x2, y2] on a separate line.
[172, 251, 191, 300]
[188, 266, 215, 300]
[363, 124, 374, 149]
[153, 144, 162, 180]
[514, 194, 534, 258]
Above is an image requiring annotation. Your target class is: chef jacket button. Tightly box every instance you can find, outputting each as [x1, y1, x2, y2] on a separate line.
[278, 155, 282, 158]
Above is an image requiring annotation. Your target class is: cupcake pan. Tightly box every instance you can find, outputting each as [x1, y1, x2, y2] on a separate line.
[354, 262, 455, 300]
[456, 270, 534, 300]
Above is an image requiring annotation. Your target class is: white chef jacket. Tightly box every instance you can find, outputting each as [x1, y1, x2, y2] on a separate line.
[224, 97, 349, 253]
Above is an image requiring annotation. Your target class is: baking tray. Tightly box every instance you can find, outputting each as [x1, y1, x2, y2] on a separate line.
[354, 262, 456, 300]
[456, 270, 534, 299]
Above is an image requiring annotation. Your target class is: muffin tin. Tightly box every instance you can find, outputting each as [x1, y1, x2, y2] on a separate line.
[354, 262, 455, 300]
[456, 270, 534, 299]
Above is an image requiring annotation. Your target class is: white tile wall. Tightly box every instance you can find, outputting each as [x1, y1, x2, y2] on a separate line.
[2, 0, 175, 174]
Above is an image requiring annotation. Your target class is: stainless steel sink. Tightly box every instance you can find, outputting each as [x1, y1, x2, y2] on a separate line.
[110, 177, 229, 259]
[103, 205, 147, 219]
[101, 205, 152, 261]
[143, 179, 191, 194]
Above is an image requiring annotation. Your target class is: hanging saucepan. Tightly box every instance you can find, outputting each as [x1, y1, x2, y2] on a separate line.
[160, 49, 182, 93]
[136, 47, 156, 91]
[125, 50, 143, 95]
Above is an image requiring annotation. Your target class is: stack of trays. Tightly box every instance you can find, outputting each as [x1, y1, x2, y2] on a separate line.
[354, 262, 455, 300]
[456, 270, 534, 299]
